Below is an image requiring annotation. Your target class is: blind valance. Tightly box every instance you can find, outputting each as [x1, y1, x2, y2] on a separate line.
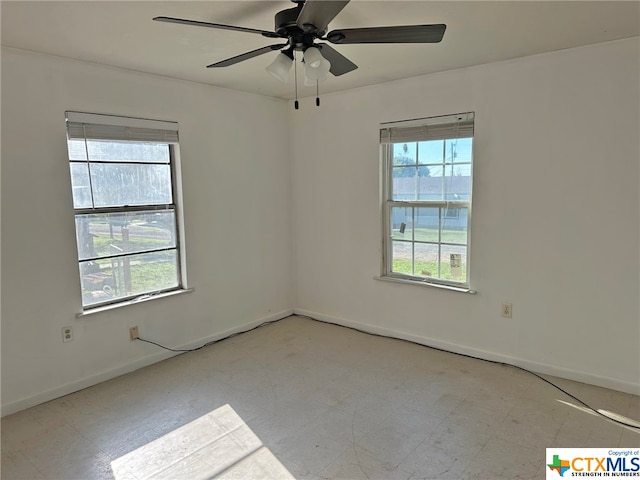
[66, 111, 179, 143]
[380, 112, 474, 144]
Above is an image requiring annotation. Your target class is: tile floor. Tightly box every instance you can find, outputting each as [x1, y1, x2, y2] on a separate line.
[2, 315, 639, 479]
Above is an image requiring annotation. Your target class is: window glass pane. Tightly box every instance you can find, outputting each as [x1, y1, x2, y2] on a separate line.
[440, 245, 467, 282]
[390, 207, 413, 241]
[443, 164, 471, 201]
[392, 142, 417, 166]
[426, 165, 444, 177]
[382, 115, 473, 288]
[80, 250, 178, 307]
[445, 137, 472, 163]
[418, 140, 444, 164]
[417, 176, 443, 201]
[442, 163, 471, 176]
[69, 163, 92, 208]
[75, 210, 177, 261]
[392, 166, 416, 201]
[414, 207, 439, 242]
[68, 139, 88, 161]
[86, 140, 170, 163]
[391, 241, 413, 275]
[441, 207, 468, 245]
[90, 163, 172, 207]
[414, 243, 439, 278]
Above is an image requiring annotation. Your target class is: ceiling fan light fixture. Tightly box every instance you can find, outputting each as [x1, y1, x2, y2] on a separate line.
[303, 46, 324, 69]
[266, 51, 293, 82]
[305, 58, 331, 82]
[303, 74, 316, 87]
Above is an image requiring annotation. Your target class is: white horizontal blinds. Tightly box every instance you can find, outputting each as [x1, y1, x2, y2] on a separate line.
[66, 111, 179, 143]
[380, 112, 474, 144]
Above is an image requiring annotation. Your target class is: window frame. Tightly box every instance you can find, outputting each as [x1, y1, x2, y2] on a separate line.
[66, 112, 187, 311]
[380, 112, 474, 291]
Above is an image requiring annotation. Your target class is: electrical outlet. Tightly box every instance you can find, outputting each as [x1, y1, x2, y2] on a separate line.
[129, 326, 139, 341]
[502, 302, 513, 318]
[62, 326, 73, 342]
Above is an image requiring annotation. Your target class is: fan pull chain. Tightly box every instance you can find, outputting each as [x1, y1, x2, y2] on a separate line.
[316, 80, 320, 106]
[294, 51, 299, 110]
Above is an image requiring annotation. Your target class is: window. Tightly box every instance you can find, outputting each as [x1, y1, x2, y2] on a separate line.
[66, 112, 185, 309]
[380, 112, 474, 290]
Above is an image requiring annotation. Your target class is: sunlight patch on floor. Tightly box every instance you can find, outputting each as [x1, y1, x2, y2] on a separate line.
[597, 409, 640, 430]
[111, 404, 294, 479]
[556, 399, 640, 431]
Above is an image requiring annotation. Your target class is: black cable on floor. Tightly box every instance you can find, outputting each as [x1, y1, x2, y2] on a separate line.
[136, 313, 640, 431]
[294, 314, 640, 431]
[136, 318, 280, 353]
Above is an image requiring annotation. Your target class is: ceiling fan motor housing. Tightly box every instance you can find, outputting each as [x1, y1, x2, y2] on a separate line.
[274, 5, 324, 47]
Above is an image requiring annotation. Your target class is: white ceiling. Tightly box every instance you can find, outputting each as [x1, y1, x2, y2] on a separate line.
[1, 1, 638, 100]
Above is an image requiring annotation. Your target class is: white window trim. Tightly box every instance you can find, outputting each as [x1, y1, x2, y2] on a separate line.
[76, 288, 194, 317]
[374, 275, 477, 294]
[66, 111, 188, 312]
[379, 112, 475, 292]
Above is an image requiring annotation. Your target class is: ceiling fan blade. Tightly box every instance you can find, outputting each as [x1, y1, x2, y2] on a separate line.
[326, 24, 446, 44]
[296, 0, 350, 34]
[153, 16, 283, 39]
[207, 44, 288, 68]
[317, 44, 357, 76]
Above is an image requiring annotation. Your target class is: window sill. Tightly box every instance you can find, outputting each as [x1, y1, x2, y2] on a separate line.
[76, 288, 194, 317]
[374, 275, 477, 294]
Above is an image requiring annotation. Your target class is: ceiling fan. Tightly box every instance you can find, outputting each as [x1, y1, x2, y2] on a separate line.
[154, 0, 445, 105]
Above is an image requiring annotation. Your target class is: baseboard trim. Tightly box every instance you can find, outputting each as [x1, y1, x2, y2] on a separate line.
[1, 309, 294, 417]
[293, 308, 640, 396]
[5, 307, 636, 416]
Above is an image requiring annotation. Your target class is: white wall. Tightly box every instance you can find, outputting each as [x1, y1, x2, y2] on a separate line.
[1, 48, 293, 415]
[291, 38, 640, 394]
[2, 38, 638, 416]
